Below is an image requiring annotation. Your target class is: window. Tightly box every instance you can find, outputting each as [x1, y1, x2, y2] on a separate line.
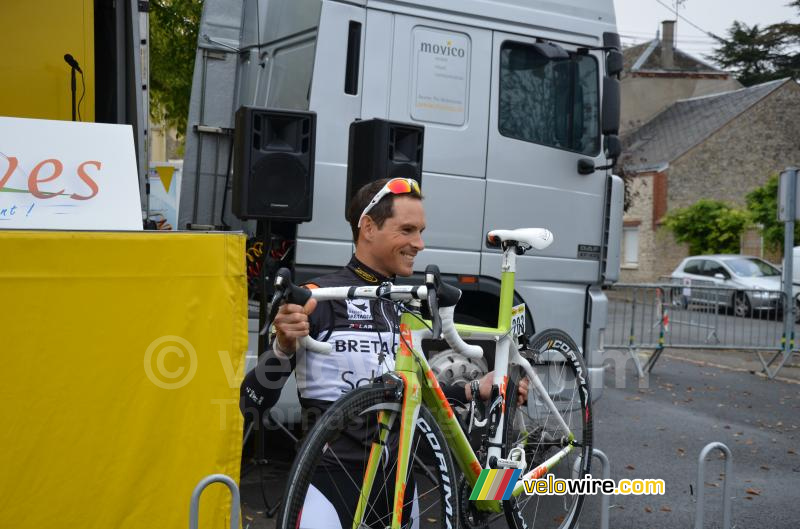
[703, 260, 729, 279]
[498, 41, 600, 155]
[683, 260, 702, 275]
[623, 226, 639, 265]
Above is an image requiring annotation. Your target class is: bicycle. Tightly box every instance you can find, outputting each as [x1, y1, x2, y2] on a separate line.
[269, 228, 593, 529]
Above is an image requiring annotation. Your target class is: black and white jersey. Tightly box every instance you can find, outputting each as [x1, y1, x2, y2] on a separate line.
[240, 255, 467, 426]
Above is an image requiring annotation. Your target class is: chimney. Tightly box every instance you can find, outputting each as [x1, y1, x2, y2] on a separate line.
[661, 20, 675, 69]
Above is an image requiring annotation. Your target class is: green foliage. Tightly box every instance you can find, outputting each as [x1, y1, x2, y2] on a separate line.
[149, 0, 203, 136]
[745, 174, 800, 251]
[662, 200, 750, 255]
[708, 3, 800, 86]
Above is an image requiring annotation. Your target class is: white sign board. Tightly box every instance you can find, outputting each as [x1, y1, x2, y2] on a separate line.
[0, 116, 142, 230]
[411, 27, 470, 126]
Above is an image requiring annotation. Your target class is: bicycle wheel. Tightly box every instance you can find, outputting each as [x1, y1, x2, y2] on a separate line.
[503, 329, 593, 529]
[278, 384, 460, 529]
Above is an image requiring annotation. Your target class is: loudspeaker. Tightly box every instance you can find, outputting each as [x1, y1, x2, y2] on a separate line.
[346, 118, 425, 216]
[233, 107, 316, 221]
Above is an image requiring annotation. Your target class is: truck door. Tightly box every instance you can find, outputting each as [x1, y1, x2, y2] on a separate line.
[482, 31, 606, 337]
[360, 12, 492, 274]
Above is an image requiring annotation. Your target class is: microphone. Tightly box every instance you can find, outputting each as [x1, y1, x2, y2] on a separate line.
[63, 54, 83, 74]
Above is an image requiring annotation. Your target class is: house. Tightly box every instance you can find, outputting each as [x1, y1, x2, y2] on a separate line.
[619, 78, 800, 282]
[620, 20, 742, 134]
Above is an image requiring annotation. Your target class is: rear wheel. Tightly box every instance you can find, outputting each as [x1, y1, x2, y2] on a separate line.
[733, 292, 751, 318]
[278, 385, 459, 529]
[503, 329, 593, 529]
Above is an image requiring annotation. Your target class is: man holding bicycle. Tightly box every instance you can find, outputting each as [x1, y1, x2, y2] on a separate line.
[240, 177, 527, 528]
[241, 177, 527, 424]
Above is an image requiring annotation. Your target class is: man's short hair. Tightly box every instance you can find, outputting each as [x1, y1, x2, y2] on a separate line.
[346, 178, 423, 243]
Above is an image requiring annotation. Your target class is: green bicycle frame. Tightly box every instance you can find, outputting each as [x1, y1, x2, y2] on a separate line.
[352, 258, 577, 527]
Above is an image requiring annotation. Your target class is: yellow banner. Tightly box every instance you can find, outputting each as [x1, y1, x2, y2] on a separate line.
[0, 230, 247, 528]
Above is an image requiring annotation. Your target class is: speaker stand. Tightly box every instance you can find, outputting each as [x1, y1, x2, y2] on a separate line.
[254, 219, 299, 465]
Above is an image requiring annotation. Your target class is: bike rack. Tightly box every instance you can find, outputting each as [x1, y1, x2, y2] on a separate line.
[694, 442, 732, 529]
[189, 474, 241, 529]
[573, 448, 610, 529]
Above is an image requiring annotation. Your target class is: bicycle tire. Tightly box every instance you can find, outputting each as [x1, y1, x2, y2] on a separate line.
[277, 384, 460, 529]
[502, 328, 593, 529]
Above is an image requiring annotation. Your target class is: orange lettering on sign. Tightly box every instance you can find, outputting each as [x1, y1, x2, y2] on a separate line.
[71, 161, 101, 200]
[0, 156, 18, 189]
[28, 159, 64, 199]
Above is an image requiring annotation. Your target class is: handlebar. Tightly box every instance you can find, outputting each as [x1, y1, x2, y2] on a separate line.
[266, 266, 483, 359]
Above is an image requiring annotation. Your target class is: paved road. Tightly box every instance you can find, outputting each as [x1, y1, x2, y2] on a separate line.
[240, 351, 800, 528]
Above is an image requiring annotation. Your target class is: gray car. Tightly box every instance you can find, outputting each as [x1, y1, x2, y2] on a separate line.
[669, 255, 789, 317]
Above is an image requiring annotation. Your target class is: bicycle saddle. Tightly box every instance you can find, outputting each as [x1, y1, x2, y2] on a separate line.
[487, 228, 554, 250]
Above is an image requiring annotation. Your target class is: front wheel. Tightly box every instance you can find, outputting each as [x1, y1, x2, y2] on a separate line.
[503, 329, 593, 529]
[277, 385, 459, 529]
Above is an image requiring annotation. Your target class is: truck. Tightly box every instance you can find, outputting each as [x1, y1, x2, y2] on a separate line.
[178, 0, 625, 412]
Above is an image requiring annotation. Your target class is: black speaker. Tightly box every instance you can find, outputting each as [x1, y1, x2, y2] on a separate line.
[233, 107, 316, 221]
[345, 118, 425, 217]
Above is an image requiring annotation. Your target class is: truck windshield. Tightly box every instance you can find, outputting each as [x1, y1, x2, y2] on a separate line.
[498, 41, 599, 156]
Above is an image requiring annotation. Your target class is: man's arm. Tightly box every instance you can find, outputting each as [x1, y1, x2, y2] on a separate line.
[239, 298, 318, 423]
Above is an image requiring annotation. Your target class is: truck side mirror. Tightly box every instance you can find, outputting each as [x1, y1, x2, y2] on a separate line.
[606, 50, 623, 77]
[604, 135, 621, 160]
[602, 77, 620, 135]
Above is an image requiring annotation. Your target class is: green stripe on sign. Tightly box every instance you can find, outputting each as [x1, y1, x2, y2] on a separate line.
[469, 469, 489, 501]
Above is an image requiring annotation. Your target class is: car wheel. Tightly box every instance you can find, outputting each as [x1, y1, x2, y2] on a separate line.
[733, 292, 751, 318]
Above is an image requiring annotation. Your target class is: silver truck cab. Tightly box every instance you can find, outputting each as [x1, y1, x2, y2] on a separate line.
[180, 0, 624, 406]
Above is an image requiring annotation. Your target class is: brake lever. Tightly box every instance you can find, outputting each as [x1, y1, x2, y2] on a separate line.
[425, 265, 442, 339]
[260, 268, 292, 336]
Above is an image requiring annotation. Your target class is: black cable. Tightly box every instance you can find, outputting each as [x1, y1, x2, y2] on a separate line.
[77, 71, 85, 121]
[219, 134, 234, 229]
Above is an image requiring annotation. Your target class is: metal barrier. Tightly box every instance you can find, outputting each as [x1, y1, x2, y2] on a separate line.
[189, 474, 241, 529]
[694, 442, 733, 529]
[604, 283, 799, 378]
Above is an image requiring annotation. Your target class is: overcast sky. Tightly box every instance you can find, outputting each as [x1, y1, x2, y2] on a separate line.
[613, 0, 798, 62]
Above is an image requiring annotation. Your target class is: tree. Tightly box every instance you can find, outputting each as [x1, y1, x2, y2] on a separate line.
[708, 2, 800, 85]
[745, 173, 800, 252]
[662, 200, 750, 255]
[149, 0, 203, 136]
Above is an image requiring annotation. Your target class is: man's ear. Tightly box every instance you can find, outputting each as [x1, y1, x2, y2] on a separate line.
[360, 215, 375, 242]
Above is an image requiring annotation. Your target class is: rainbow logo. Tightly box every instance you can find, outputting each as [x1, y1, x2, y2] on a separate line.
[469, 469, 522, 501]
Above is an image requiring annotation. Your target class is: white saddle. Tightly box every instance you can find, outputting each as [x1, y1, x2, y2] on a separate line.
[487, 228, 554, 250]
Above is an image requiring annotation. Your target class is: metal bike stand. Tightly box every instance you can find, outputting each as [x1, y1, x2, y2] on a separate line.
[694, 442, 732, 529]
[572, 448, 611, 529]
[627, 289, 646, 378]
[189, 474, 241, 529]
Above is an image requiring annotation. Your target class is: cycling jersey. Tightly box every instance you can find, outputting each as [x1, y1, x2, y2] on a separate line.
[240, 255, 467, 424]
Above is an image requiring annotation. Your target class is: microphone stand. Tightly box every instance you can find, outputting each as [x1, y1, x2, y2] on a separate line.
[70, 66, 77, 122]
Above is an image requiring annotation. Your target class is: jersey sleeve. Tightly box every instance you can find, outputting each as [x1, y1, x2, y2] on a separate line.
[239, 289, 333, 424]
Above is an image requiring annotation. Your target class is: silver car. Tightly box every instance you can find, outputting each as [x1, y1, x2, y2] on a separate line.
[669, 255, 788, 317]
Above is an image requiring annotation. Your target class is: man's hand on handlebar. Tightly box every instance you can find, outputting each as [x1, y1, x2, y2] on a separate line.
[274, 298, 317, 354]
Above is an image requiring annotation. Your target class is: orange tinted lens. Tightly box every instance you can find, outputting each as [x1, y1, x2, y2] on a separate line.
[386, 179, 413, 194]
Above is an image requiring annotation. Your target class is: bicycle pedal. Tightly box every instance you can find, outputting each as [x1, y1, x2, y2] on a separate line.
[495, 457, 525, 470]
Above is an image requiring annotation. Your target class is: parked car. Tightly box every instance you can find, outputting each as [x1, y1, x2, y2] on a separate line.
[669, 255, 794, 318]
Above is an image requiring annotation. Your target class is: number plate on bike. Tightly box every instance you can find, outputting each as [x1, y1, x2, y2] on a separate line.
[511, 303, 525, 336]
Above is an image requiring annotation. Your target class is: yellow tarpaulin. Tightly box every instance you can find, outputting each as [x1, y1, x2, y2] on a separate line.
[0, 230, 247, 528]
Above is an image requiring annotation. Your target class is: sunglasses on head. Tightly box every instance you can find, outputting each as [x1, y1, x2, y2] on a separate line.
[357, 178, 421, 228]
